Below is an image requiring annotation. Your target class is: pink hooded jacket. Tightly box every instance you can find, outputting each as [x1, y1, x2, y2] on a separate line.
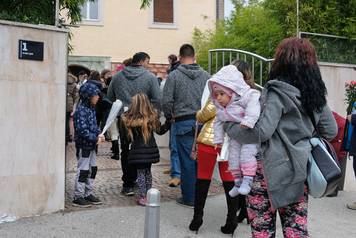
[208, 65, 261, 144]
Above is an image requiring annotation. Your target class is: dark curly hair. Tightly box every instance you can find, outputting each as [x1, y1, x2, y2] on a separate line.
[269, 37, 327, 113]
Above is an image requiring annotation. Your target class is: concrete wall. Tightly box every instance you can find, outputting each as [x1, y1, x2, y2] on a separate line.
[69, 0, 216, 63]
[319, 62, 356, 117]
[0, 20, 68, 217]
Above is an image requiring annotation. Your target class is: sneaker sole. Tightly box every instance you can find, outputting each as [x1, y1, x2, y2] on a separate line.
[72, 203, 92, 208]
[90, 201, 103, 205]
[121, 192, 134, 196]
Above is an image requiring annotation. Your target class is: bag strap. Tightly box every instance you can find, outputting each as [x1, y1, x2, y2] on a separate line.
[308, 111, 320, 138]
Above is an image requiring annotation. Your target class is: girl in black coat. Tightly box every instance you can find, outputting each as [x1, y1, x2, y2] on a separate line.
[122, 93, 170, 206]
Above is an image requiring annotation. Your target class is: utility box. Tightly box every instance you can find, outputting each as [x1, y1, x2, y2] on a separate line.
[0, 20, 68, 217]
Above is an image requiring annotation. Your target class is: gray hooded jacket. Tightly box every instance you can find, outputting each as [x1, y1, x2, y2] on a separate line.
[224, 80, 337, 209]
[107, 66, 160, 109]
[162, 64, 210, 119]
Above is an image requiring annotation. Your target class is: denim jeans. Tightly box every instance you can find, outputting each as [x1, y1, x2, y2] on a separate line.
[174, 119, 197, 204]
[170, 123, 181, 179]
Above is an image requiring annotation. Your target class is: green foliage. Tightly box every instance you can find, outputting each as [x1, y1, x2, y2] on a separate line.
[140, 0, 151, 9]
[193, 0, 356, 70]
[264, 0, 356, 38]
[194, 4, 284, 70]
[0, 0, 89, 26]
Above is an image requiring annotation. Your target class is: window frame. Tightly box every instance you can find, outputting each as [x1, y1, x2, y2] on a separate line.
[80, 0, 103, 26]
[149, 0, 178, 29]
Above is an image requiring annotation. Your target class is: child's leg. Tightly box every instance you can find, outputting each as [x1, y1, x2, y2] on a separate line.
[137, 169, 147, 199]
[238, 144, 258, 195]
[74, 149, 90, 199]
[84, 150, 97, 197]
[227, 140, 242, 197]
[145, 165, 152, 192]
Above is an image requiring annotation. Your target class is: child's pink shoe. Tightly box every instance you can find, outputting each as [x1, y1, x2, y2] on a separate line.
[137, 197, 147, 206]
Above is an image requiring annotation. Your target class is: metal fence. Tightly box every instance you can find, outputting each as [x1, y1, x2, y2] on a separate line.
[299, 32, 356, 65]
[208, 49, 273, 88]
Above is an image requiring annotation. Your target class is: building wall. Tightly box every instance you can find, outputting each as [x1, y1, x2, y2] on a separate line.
[0, 20, 67, 217]
[70, 0, 216, 64]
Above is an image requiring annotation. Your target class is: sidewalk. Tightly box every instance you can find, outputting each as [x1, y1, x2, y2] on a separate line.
[65, 139, 223, 211]
[1, 191, 356, 238]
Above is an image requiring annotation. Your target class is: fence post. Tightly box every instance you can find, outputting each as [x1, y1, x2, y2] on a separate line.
[144, 188, 160, 238]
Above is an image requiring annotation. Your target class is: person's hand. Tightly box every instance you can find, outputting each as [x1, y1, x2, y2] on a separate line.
[347, 114, 352, 122]
[97, 134, 105, 144]
[214, 144, 222, 150]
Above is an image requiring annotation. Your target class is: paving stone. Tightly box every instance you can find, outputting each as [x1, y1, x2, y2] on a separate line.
[65, 142, 224, 212]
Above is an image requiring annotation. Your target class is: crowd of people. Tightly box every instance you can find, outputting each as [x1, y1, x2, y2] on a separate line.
[65, 39, 356, 238]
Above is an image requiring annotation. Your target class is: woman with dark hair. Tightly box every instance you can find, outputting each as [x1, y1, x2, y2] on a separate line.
[167, 54, 180, 74]
[224, 37, 337, 237]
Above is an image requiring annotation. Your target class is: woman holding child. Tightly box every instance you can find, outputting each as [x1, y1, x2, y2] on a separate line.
[224, 37, 337, 237]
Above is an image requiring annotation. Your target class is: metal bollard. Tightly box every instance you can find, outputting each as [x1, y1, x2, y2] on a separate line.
[144, 188, 160, 238]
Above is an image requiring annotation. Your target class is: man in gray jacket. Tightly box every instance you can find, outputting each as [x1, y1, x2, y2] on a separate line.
[162, 44, 210, 207]
[107, 52, 160, 196]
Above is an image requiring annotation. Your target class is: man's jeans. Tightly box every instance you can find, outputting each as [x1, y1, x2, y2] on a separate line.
[174, 119, 196, 204]
[170, 124, 181, 179]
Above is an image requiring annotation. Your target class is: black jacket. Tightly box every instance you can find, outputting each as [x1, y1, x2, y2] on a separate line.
[126, 121, 170, 165]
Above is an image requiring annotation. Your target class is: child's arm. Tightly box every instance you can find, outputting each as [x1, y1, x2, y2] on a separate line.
[213, 115, 224, 145]
[241, 90, 261, 128]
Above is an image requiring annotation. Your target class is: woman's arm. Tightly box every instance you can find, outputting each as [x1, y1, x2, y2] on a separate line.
[316, 105, 337, 141]
[224, 90, 283, 144]
[196, 99, 216, 124]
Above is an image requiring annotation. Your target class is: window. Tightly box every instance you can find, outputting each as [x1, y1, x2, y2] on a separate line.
[80, 0, 100, 21]
[153, 0, 174, 24]
[151, 0, 177, 28]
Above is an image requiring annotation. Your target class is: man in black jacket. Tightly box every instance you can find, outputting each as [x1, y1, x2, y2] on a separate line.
[107, 52, 160, 196]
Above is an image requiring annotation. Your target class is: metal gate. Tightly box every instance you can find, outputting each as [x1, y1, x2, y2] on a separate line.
[208, 49, 273, 88]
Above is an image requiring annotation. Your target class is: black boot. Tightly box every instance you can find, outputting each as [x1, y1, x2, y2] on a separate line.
[111, 140, 120, 160]
[237, 195, 249, 224]
[189, 179, 211, 234]
[221, 181, 239, 236]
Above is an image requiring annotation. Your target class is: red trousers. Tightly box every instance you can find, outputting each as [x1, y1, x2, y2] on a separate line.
[197, 143, 234, 181]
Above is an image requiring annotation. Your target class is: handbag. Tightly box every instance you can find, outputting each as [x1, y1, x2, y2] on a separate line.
[307, 112, 342, 198]
[217, 134, 230, 162]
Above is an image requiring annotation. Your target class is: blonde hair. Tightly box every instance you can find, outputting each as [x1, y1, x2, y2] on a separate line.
[122, 93, 159, 144]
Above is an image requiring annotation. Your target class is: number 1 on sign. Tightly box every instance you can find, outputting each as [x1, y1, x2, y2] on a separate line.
[22, 42, 28, 51]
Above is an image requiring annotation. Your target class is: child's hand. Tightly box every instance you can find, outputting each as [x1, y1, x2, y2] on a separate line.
[214, 144, 222, 150]
[97, 134, 105, 144]
[240, 124, 249, 129]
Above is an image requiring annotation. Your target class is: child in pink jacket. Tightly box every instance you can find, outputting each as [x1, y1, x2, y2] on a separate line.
[208, 65, 260, 197]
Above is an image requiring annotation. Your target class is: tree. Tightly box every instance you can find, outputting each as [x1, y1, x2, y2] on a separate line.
[193, 0, 356, 69]
[193, 3, 284, 70]
[263, 0, 356, 38]
[0, 0, 87, 26]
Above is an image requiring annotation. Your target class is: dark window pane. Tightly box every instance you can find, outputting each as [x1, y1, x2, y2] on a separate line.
[154, 0, 174, 23]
